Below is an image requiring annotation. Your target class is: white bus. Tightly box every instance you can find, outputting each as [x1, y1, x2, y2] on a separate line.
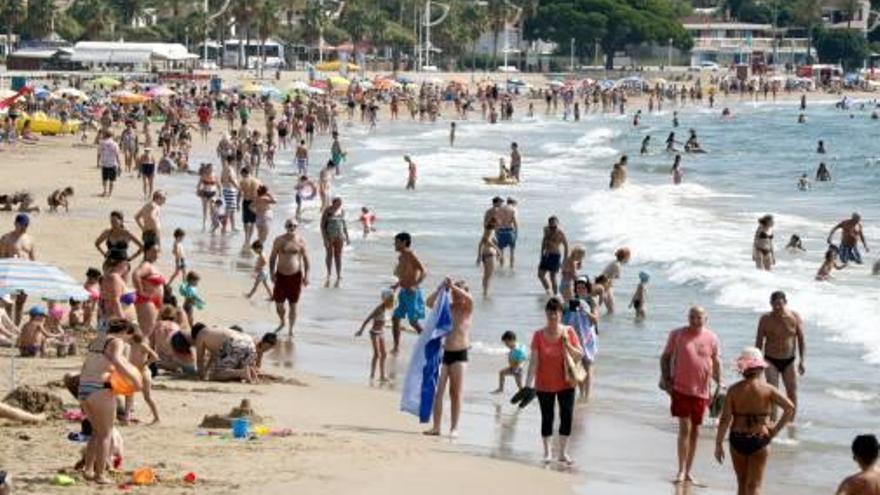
[222, 39, 285, 69]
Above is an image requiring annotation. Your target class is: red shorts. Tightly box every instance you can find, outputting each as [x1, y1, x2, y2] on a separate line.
[670, 391, 710, 425]
[272, 271, 303, 304]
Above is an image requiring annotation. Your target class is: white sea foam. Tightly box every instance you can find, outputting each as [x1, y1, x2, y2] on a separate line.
[574, 180, 880, 364]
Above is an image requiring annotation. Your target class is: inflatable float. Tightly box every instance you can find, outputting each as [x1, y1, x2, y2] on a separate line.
[16, 112, 81, 135]
[482, 176, 519, 185]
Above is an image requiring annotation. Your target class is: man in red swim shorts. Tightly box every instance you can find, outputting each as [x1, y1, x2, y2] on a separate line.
[269, 219, 310, 337]
[660, 306, 722, 485]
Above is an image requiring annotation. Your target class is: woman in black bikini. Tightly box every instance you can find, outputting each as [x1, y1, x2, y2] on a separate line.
[715, 347, 795, 495]
[752, 214, 775, 271]
[94, 211, 143, 262]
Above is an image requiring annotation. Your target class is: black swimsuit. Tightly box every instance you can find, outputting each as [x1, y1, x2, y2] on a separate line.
[765, 355, 796, 373]
[729, 411, 771, 456]
[106, 238, 129, 260]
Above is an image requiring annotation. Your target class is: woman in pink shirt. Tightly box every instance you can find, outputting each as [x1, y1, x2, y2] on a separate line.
[524, 297, 583, 465]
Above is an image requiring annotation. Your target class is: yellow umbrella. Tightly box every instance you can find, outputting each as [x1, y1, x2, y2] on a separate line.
[315, 60, 361, 72]
[88, 76, 122, 88]
[239, 82, 263, 95]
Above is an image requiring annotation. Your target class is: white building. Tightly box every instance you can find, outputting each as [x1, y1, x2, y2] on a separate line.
[683, 22, 812, 67]
[70, 41, 198, 70]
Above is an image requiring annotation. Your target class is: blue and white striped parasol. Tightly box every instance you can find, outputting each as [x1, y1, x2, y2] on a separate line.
[0, 258, 90, 301]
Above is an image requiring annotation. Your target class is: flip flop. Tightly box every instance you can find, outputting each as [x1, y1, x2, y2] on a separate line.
[517, 388, 537, 409]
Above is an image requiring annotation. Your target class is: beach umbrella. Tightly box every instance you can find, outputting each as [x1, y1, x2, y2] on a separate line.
[328, 75, 349, 87]
[53, 88, 87, 100]
[548, 80, 565, 87]
[289, 80, 311, 92]
[111, 91, 151, 104]
[146, 86, 175, 97]
[0, 259, 90, 301]
[88, 76, 122, 88]
[33, 88, 51, 100]
[239, 82, 264, 95]
[0, 89, 16, 99]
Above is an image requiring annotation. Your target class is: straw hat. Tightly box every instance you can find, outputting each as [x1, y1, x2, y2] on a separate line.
[735, 347, 768, 373]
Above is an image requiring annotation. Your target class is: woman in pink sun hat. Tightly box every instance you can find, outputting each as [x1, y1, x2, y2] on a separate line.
[714, 347, 795, 495]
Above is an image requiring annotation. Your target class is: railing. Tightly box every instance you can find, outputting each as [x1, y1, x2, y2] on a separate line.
[692, 37, 811, 51]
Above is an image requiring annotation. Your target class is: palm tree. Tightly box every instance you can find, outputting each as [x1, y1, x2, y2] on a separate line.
[24, 0, 56, 40]
[2, 0, 24, 55]
[458, 2, 488, 70]
[841, 0, 861, 28]
[230, 0, 256, 68]
[486, 0, 507, 69]
[256, 0, 280, 71]
[110, 0, 147, 27]
[793, 0, 822, 63]
[69, 0, 115, 39]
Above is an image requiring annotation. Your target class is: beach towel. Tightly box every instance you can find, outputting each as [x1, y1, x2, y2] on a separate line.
[400, 289, 453, 423]
[564, 306, 597, 362]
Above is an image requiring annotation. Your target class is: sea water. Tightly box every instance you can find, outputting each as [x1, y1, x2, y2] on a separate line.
[163, 98, 879, 492]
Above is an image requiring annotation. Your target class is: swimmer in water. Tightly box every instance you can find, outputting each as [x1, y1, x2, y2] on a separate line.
[666, 132, 680, 152]
[633, 110, 641, 127]
[684, 129, 704, 153]
[671, 154, 683, 185]
[816, 162, 832, 182]
[721, 107, 731, 118]
[672, 111, 679, 127]
[816, 248, 846, 281]
[797, 174, 811, 191]
[817, 140, 826, 154]
[798, 113, 806, 124]
[786, 235, 806, 253]
[640, 135, 650, 155]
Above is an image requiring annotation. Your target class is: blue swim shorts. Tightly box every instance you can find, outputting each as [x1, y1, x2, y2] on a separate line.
[496, 228, 517, 250]
[393, 287, 425, 322]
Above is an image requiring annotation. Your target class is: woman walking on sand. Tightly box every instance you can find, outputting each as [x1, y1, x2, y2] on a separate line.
[715, 347, 795, 495]
[523, 297, 583, 465]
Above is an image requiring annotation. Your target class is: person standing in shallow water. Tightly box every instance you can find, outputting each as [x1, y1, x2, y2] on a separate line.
[390, 232, 427, 354]
[537, 216, 568, 296]
[423, 277, 473, 438]
[714, 347, 795, 495]
[660, 306, 722, 485]
[836, 434, 880, 495]
[755, 291, 805, 421]
[269, 219, 310, 337]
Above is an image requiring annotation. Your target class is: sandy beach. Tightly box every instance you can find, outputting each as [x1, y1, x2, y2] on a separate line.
[0, 119, 576, 494]
[1, 78, 876, 495]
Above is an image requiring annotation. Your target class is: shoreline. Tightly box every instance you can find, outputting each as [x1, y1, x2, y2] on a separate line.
[0, 89, 870, 494]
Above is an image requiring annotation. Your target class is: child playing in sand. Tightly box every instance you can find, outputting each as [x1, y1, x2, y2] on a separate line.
[491, 331, 527, 394]
[168, 228, 187, 285]
[16, 306, 63, 357]
[359, 207, 377, 238]
[47, 187, 74, 213]
[179, 271, 205, 324]
[245, 241, 272, 299]
[355, 289, 394, 382]
[817, 248, 846, 281]
[629, 271, 649, 320]
[124, 331, 160, 424]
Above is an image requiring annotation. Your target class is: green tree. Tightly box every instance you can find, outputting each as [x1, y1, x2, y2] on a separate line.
[110, 0, 147, 27]
[55, 13, 85, 41]
[815, 28, 867, 70]
[68, 0, 116, 39]
[792, 0, 823, 63]
[230, 0, 256, 68]
[527, 0, 691, 69]
[23, 0, 56, 40]
[256, 0, 280, 64]
[1, 0, 25, 54]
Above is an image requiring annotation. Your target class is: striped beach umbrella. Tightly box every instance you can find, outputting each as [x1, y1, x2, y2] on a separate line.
[0, 259, 90, 301]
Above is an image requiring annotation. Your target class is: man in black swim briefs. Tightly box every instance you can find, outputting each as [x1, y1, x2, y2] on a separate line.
[537, 216, 569, 296]
[754, 291, 806, 420]
[423, 278, 472, 438]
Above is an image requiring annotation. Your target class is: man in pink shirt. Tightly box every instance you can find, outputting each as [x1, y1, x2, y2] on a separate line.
[660, 306, 722, 485]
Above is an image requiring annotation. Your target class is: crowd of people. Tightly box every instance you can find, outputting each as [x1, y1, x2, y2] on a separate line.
[0, 72, 876, 495]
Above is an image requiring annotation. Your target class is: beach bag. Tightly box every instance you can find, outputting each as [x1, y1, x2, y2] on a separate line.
[562, 328, 587, 385]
